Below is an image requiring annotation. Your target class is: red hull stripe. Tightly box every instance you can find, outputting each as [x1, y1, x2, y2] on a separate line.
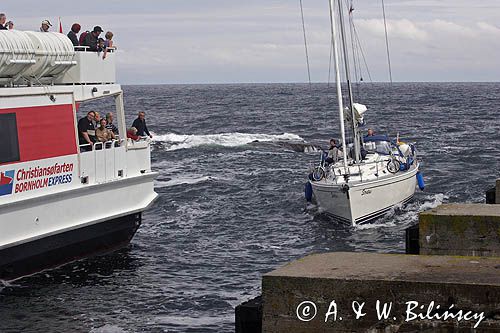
[0, 104, 77, 163]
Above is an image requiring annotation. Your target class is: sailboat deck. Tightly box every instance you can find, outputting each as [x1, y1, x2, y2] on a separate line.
[317, 152, 417, 187]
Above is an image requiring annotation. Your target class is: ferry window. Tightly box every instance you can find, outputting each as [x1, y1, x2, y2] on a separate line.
[0, 113, 20, 164]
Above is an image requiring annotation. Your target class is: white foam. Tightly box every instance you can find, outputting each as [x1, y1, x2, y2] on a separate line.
[353, 193, 448, 231]
[418, 193, 448, 212]
[152, 132, 304, 151]
[303, 145, 321, 153]
[155, 175, 215, 188]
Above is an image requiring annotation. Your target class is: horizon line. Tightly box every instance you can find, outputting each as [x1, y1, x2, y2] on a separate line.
[120, 80, 500, 86]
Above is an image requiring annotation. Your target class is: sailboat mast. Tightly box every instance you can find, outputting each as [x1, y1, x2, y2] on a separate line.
[328, 0, 348, 167]
[337, 0, 361, 164]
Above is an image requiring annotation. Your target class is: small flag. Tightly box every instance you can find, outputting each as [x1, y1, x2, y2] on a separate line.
[59, 17, 63, 33]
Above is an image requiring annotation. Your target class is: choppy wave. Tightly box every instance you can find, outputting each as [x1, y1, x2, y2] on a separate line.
[7, 83, 497, 333]
[89, 324, 127, 333]
[155, 175, 216, 188]
[152, 132, 306, 151]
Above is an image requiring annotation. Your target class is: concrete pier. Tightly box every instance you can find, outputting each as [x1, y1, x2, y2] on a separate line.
[262, 252, 500, 332]
[419, 204, 500, 257]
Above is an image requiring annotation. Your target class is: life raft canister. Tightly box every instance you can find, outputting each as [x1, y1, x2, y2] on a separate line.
[305, 182, 313, 202]
[416, 171, 425, 191]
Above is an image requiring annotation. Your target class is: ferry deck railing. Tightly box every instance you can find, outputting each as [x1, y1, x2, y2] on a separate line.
[79, 138, 126, 184]
[78, 136, 152, 185]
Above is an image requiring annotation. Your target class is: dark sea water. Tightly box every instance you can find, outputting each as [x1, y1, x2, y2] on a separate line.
[1, 83, 499, 332]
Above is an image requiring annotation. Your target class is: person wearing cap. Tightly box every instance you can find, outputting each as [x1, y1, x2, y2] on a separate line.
[67, 23, 81, 46]
[0, 13, 7, 30]
[40, 19, 52, 32]
[82, 26, 103, 52]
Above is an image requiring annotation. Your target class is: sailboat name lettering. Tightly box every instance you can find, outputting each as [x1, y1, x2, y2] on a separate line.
[361, 189, 372, 196]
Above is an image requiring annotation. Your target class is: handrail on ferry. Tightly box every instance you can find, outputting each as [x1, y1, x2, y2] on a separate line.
[73, 46, 117, 52]
[79, 138, 125, 151]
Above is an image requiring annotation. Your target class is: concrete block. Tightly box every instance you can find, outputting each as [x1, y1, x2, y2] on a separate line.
[262, 252, 500, 333]
[419, 204, 500, 257]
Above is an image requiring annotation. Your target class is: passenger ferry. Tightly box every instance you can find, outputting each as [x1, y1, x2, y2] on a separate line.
[0, 30, 158, 280]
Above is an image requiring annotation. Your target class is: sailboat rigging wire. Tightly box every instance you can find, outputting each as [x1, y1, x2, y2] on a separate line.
[352, 23, 373, 83]
[346, 0, 360, 95]
[345, 0, 372, 84]
[327, 41, 333, 87]
[299, 0, 312, 87]
[381, 0, 393, 83]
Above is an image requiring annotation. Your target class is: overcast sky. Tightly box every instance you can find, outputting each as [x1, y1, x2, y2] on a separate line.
[2, 1, 500, 84]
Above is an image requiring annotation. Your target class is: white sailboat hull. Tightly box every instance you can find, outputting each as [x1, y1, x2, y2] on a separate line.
[311, 167, 418, 226]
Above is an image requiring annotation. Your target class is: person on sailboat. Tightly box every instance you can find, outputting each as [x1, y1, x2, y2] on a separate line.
[366, 128, 375, 137]
[325, 139, 340, 164]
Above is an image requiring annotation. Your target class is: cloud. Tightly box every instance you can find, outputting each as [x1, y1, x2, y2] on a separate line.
[476, 22, 500, 36]
[357, 19, 428, 41]
[424, 19, 476, 38]
[2, 1, 499, 83]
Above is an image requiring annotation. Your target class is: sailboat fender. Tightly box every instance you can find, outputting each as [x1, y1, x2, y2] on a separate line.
[416, 172, 425, 191]
[305, 182, 313, 202]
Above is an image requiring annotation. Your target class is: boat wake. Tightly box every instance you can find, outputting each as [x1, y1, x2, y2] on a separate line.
[152, 132, 320, 152]
[354, 193, 448, 231]
[343, 193, 449, 252]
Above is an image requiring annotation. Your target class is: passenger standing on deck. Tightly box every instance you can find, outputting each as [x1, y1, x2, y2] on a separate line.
[78, 111, 96, 151]
[0, 14, 7, 30]
[105, 112, 119, 135]
[132, 112, 152, 138]
[102, 31, 114, 59]
[82, 26, 103, 51]
[67, 23, 81, 46]
[40, 20, 52, 32]
[326, 139, 340, 164]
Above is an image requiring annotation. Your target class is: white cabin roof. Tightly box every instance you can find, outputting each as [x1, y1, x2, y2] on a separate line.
[0, 31, 116, 87]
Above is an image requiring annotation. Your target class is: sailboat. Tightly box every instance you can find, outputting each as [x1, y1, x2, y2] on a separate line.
[305, 0, 424, 226]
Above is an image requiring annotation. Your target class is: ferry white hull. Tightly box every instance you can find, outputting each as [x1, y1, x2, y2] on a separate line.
[0, 174, 157, 280]
[311, 167, 418, 225]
